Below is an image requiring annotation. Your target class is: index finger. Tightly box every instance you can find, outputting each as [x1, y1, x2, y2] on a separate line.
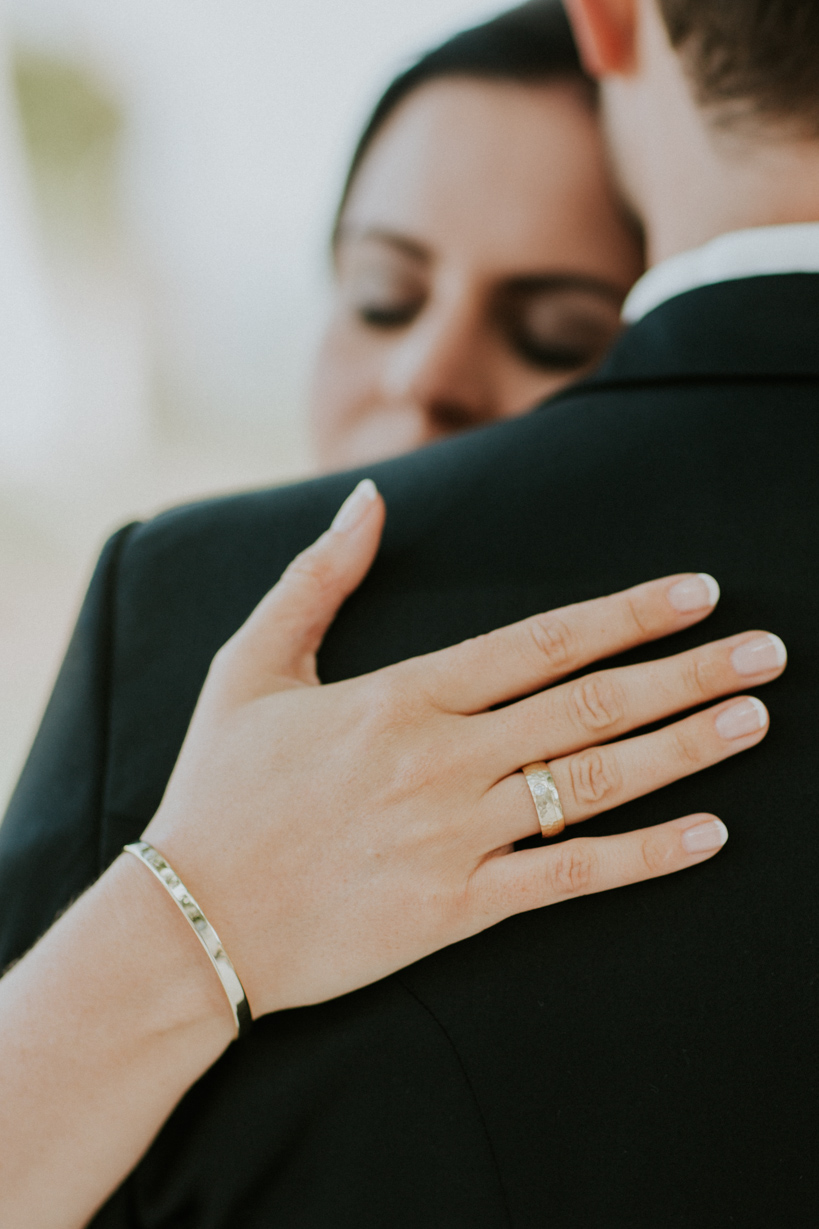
[403, 573, 720, 713]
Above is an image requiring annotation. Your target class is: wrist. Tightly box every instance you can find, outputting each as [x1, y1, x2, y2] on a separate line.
[122, 841, 251, 1038]
[0, 852, 235, 1225]
[93, 854, 239, 1050]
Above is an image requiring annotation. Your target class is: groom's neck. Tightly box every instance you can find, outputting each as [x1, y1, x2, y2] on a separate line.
[600, 0, 819, 266]
[636, 127, 819, 268]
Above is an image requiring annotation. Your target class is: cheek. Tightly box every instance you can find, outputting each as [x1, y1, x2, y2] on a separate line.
[308, 318, 426, 471]
[309, 320, 382, 444]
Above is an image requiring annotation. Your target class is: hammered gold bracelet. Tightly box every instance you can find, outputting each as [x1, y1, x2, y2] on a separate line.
[124, 840, 252, 1039]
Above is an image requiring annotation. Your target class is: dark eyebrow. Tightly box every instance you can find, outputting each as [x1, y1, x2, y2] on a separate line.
[335, 225, 431, 264]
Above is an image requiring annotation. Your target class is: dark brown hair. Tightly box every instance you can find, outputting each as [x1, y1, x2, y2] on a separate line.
[333, 1, 593, 244]
[659, 0, 819, 131]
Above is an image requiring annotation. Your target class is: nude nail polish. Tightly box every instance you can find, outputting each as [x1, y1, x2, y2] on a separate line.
[667, 573, 721, 613]
[682, 819, 729, 854]
[715, 697, 767, 739]
[731, 634, 787, 676]
[331, 478, 378, 532]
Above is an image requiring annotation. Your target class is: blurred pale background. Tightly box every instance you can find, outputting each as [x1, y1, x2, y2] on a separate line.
[0, 0, 506, 810]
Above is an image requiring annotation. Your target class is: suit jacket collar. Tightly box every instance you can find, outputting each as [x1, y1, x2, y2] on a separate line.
[622, 223, 819, 323]
[574, 273, 819, 390]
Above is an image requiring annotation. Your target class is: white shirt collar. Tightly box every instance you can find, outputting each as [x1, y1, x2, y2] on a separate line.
[622, 222, 819, 323]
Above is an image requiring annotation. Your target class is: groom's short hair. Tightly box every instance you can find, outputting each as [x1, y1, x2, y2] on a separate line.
[659, 0, 819, 131]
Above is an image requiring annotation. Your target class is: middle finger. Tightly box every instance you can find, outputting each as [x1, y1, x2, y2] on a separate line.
[479, 629, 786, 777]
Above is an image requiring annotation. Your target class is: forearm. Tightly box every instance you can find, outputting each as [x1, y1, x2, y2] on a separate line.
[0, 854, 235, 1229]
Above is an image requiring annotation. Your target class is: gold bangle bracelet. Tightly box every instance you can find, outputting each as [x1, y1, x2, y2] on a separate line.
[124, 840, 252, 1039]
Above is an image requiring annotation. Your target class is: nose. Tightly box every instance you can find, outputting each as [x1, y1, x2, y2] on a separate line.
[381, 296, 496, 437]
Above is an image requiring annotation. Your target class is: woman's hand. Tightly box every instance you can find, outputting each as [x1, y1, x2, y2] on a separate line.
[0, 478, 787, 1228]
[143, 478, 786, 1019]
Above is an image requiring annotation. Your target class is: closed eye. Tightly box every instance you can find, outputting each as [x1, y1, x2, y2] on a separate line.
[493, 277, 625, 372]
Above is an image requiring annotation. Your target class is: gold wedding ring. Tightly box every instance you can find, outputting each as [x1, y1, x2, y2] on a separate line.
[521, 761, 565, 838]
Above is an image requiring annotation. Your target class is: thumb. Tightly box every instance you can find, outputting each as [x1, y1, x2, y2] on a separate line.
[220, 479, 385, 692]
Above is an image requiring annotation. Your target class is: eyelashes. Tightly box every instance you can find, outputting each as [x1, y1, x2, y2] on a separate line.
[508, 336, 601, 370]
[357, 302, 422, 328]
[491, 279, 624, 372]
[499, 303, 623, 371]
[352, 288, 623, 373]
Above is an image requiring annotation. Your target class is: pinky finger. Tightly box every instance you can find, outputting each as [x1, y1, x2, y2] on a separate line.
[477, 813, 728, 919]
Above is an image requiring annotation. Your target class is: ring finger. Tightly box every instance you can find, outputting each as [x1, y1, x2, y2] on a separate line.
[485, 694, 769, 845]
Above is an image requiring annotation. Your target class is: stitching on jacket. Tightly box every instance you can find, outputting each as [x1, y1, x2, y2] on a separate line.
[396, 976, 515, 1229]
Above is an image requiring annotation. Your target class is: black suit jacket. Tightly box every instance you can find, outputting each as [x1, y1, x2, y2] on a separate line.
[1, 275, 818, 1228]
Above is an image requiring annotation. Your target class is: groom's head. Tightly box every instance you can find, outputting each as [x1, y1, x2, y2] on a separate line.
[564, 0, 819, 260]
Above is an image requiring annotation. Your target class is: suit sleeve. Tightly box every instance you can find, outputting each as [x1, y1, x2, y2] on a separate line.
[0, 524, 137, 972]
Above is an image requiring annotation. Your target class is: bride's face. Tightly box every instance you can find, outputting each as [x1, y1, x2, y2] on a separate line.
[310, 77, 644, 472]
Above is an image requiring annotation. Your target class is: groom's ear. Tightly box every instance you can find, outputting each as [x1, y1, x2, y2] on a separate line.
[564, 0, 638, 77]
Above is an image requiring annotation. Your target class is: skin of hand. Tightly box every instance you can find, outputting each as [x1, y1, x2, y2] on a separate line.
[145, 477, 785, 1015]
[0, 478, 787, 1228]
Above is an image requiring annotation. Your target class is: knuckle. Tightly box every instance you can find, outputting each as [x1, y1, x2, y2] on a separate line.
[625, 593, 652, 637]
[527, 615, 579, 674]
[568, 673, 624, 734]
[681, 653, 719, 702]
[673, 724, 706, 768]
[568, 748, 621, 809]
[361, 670, 424, 736]
[547, 841, 597, 896]
[364, 670, 407, 718]
[639, 833, 669, 876]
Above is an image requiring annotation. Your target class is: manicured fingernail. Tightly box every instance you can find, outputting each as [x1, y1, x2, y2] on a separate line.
[731, 633, 787, 676]
[715, 697, 767, 739]
[682, 818, 728, 854]
[667, 573, 720, 613]
[331, 479, 378, 532]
